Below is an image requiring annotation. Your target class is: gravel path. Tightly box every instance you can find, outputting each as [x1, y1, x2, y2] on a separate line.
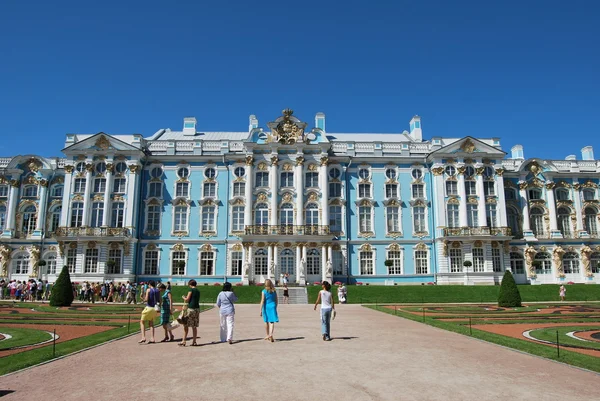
[1, 304, 598, 400]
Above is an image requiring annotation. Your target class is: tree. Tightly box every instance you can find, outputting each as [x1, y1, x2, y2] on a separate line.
[384, 260, 393, 267]
[498, 270, 522, 307]
[50, 265, 75, 307]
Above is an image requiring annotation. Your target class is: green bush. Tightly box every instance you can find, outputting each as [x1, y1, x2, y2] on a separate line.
[498, 270, 522, 307]
[50, 265, 75, 307]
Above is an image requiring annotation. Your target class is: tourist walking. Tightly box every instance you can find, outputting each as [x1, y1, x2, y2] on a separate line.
[314, 281, 335, 341]
[260, 279, 279, 342]
[139, 280, 160, 344]
[337, 282, 347, 304]
[282, 283, 289, 304]
[216, 282, 238, 344]
[559, 285, 566, 301]
[159, 283, 175, 342]
[180, 279, 200, 347]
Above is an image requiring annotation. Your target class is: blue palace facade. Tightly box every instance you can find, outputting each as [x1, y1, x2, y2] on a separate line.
[1, 109, 599, 285]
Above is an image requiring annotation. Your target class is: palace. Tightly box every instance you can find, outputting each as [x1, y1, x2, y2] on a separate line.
[0, 109, 599, 285]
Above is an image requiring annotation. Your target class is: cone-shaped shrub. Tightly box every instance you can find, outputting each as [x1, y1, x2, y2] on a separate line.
[498, 270, 521, 307]
[50, 265, 75, 307]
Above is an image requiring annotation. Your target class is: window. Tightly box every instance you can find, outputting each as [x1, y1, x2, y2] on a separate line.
[200, 251, 214, 275]
[23, 185, 38, 197]
[492, 248, 502, 272]
[535, 252, 552, 274]
[483, 181, 495, 196]
[467, 204, 478, 227]
[46, 254, 57, 275]
[256, 172, 269, 187]
[332, 251, 343, 275]
[107, 249, 122, 274]
[204, 167, 216, 179]
[505, 189, 516, 200]
[115, 162, 127, 174]
[528, 189, 542, 200]
[90, 202, 104, 228]
[305, 172, 319, 187]
[449, 249, 463, 272]
[530, 207, 545, 236]
[203, 182, 216, 198]
[111, 202, 124, 228]
[150, 166, 162, 179]
[171, 251, 186, 275]
[358, 168, 370, 179]
[446, 181, 458, 196]
[329, 205, 342, 233]
[234, 167, 245, 178]
[22, 206, 37, 234]
[385, 184, 398, 198]
[359, 206, 372, 232]
[360, 251, 374, 275]
[584, 207, 598, 235]
[144, 250, 159, 275]
[415, 250, 428, 274]
[557, 207, 571, 237]
[465, 180, 477, 196]
[447, 204, 459, 228]
[280, 172, 294, 187]
[113, 178, 126, 193]
[329, 168, 341, 179]
[233, 182, 245, 197]
[66, 248, 77, 273]
[254, 249, 268, 275]
[582, 189, 595, 201]
[224, 250, 240, 277]
[280, 249, 294, 275]
[51, 185, 63, 198]
[174, 206, 188, 232]
[591, 252, 600, 274]
[307, 249, 321, 275]
[0, 185, 8, 198]
[563, 252, 580, 274]
[231, 206, 244, 232]
[201, 206, 216, 232]
[280, 203, 294, 226]
[75, 162, 86, 173]
[555, 189, 569, 201]
[445, 166, 456, 177]
[73, 178, 86, 193]
[486, 204, 497, 228]
[473, 248, 484, 272]
[13, 253, 30, 274]
[146, 204, 161, 232]
[412, 184, 424, 199]
[177, 167, 190, 179]
[305, 203, 319, 226]
[509, 252, 525, 275]
[464, 166, 475, 179]
[93, 178, 106, 193]
[385, 168, 397, 179]
[149, 182, 162, 198]
[358, 183, 371, 198]
[413, 207, 426, 232]
[411, 169, 422, 180]
[254, 203, 268, 226]
[0, 205, 5, 231]
[386, 206, 400, 233]
[387, 250, 402, 274]
[507, 207, 521, 237]
[175, 182, 189, 197]
[329, 182, 342, 197]
[84, 248, 99, 273]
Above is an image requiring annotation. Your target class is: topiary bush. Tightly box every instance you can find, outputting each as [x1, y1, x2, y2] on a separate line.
[50, 265, 75, 307]
[498, 270, 522, 307]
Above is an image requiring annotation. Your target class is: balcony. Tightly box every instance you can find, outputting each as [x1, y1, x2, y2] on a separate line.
[55, 227, 131, 239]
[244, 225, 331, 236]
[442, 227, 512, 237]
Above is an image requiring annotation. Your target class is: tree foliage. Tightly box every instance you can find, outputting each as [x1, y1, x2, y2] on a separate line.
[50, 265, 75, 307]
[498, 270, 522, 307]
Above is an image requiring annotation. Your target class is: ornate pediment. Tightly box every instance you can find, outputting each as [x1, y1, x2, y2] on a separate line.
[266, 109, 308, 145]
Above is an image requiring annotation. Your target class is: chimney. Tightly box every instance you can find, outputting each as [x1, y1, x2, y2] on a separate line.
[409, 116, 422, 141]
[183, 117, 196, 136]
[249, 115, 259, 131]
[511, 145, 524, 159]
[315, 112, 326, 131]
[582, 146, 594, 160]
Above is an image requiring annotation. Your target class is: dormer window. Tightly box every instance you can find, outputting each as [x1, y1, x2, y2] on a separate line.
[411, 169, 422, 180]
[234, 166, 245, 178]
[385, 168, 397, 180]
[329, 167, 341, 179]
[358, 168, 370, 180]
[177, 167, 190, 179]
[95, 162, 106, 174]
[76, 162, 86, 173]
[115, 162, 127, 174]
[204, 167, 216, 179]
[150, 166, 163, 179]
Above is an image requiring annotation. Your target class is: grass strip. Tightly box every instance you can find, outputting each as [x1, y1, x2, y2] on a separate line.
[0, 327, 53, 351]
[529, 326, 600, 350]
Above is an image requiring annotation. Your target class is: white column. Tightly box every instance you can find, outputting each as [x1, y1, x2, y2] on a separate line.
[125, 164, 139, 228]
[36, 182, 49, 231]
[432, 170, 446, 229]
[457, 171, 468, 227]
[296, 244, 302, 283]
[81, 167, 93, 227]
[244, 160, 253, 228]
[475, 171, 487, 227]
[247, 244, 253, 282]
[327, 245, 333, 265]
[320, 159, 329, 227]
[321, 244, 328, 282]
[60, 167, 73, 227]
[295, 158, 304, 226]
[496, 172, 508, 227]
[267, 244, 273, 280]
[269, 159, 278, 226]
[5, 182, 19, 231]
[519, 183, 531, 232]
[573, 182, 584, 232]
[102, 167, 112, 226]
[546, 183, 559, 232]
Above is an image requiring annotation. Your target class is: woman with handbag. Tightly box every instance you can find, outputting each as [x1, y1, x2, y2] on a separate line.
[216, 282, 238, 344]
[139, 280, 160, 344]
[180, 279, 200, 347]
[159, 283, 176, 342]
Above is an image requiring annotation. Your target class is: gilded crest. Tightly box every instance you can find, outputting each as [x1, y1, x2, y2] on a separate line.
[460, 139, 476, 153]
[95, 135, 110, 150]
[268, 109, 307, 145]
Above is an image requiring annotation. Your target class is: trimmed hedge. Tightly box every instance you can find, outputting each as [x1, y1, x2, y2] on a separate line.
[498, 271, 522, 307]
[50, 265, 75, 307]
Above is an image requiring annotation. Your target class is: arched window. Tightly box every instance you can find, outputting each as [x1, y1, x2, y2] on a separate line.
[90, 202, 104, 228]
[280, 203, 294, 226]
[22, 185, 38, 198]
[447, 204, 459, 228]
[582, 188, 596, 201]
[467, 204, 478, 227]
[504, 188, 516, 200]
[254, 248, 268, 276]
[48, 206, 61, 233]
[201, 205, 216, 232]
[563, 252, 580, 274]
[386, 206, 400, 233]
[171, 251, 186, 275]
[71, 202, 84, 227]
[591, 252, 600, 274]
[0, 205, 6, 231]
[386, 248, 402, 275]
[22, 205, 37, 235]
[199, 250, 214, 275]
[486, 204, 497, 228]
[111, 202, 125, 228]
[305, 203, 319, 226]
[509, 252, 525, 275]
[329, 205, 342, 233]
[51, 185, 63, 198]
[528, 189, 542, 200]
[557, 207, 571, 237]
[555, 188, 570, 201]
[254, 203, 268, 226]
[146, 204, 161, 232]
[280, 249, 295, 276]
[358, 205, 372, 232]
[307, 248, 321, 275]
[507, 206, 521, 237]
[413, 206, 426, 233]
[584, 207, 598, 236]
[530, 207, 545, 237]
[13, 252, 30, 275]
[534, 252, 552, 275]
[174, 205, 188, 232]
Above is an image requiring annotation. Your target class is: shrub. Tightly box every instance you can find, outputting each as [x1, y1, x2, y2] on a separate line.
[463, 260, 472, 268]
[50, 265, 75, 307]
[498, 270, 522, 307]
[384, 260, 393, 267]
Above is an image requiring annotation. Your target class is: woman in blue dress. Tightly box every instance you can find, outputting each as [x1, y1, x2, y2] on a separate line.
[260, 279, 279, 342]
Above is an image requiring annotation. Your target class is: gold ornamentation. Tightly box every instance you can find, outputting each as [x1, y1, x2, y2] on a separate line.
[39, 179, 48, 187]
[442, 240, 449, 257]
[460, 139, 476, 153]
[359, 243, 372, 252]
[245, 155, 254, 166]
[128, 164, 139, 174]
[581, 245, 593, 277]
[518, 181, 528, 190]
[64, 165, 74, 174]
[452, 241, 462, 249]
[85, 163, 94, 172]
[582, 180, 598, 189]
[295, 156, 305, 166]
[320, 156, 329, 166]
[0, 245, 12, 277]
[27, 158, 42, 172]
[173, 243, 184, 251]
[528, 162, 542, 176]
[495, 168, 505, 176]
[271, 109, 305, 145]
[257, 162, 267, 171]
[95, 135, 110, 150]
[415, 243, 427, 251]
[123, 240, 131, 256]
[282, 193, 292, 202]
[431, 167, 444, 176]
[88, 241, 97, 249]
[457, 166, 466, 175]
[476, 167, 485, 176]
[200, 244, 213, 252]
[24, 175, 38, 185]
[545, 181, 556, 190]
[308, 192, 318, 202]
[282, 163, 293, 171]
[474, 240, 483, 247]
[270, 156, 279, 166]
[147, 243, 157, 250]
[388, 243, 400, 251]
[257, 193, 268, 202]
[231, 243, 243, 251]
[307, 164, 318, 172]
[447, 198, 460, 205]
[524, 245, 536, 277]
[10, 179, 20, 188]
[93, 195, 103, 201]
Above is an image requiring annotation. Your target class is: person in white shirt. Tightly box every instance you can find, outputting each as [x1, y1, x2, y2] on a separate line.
[313, 281, 335, 341]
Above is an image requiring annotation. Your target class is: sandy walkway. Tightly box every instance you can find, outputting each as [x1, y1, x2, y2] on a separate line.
[0, 305, 598, 400]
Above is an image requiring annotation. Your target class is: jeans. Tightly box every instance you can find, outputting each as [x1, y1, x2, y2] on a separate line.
[321, 308, 332, 338]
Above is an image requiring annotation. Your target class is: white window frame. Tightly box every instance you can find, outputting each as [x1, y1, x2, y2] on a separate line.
[199, 251, 215, 276]
[415, 249, 429, 274]
[472, 248, 485, 272]
[359, 251, 374, 275]
[171, 250, 187, 275]
[173, 204, 189, 233]
[84, 248, 99, 273]
[386, 249, 402, 275]
[449, 249, 463, 273]
[143, 249, 160, 275]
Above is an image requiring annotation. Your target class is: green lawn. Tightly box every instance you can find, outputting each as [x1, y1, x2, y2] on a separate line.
[529, 326, 600, 350]
[169, 285, 265, 303]
[0, 327, 53, 351]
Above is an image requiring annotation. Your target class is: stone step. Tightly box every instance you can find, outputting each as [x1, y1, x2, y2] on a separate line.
[276, 287, 308, 304]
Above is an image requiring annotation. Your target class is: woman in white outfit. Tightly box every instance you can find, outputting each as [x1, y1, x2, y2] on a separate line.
[314, 281, 335, 341]
[216, 282, 238, 344]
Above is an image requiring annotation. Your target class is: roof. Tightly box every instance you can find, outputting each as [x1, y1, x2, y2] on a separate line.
[147, 130, 249, 141]
[327, 132, 414, 142]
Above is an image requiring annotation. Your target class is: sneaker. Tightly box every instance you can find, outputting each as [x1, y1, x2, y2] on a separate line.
[322, 334, 327, 341]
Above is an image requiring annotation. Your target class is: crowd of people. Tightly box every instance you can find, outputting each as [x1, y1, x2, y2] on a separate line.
[0, 279, 51, 301]
[73, 281, 142, 304]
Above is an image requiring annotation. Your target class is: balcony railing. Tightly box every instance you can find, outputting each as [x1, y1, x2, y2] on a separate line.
[443, 227, 512, 237]
[55, 227, 131, 238]
[244, 225, 331, 236]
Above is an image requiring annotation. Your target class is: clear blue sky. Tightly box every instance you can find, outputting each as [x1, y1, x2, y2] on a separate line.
[1, 0, 599, 160]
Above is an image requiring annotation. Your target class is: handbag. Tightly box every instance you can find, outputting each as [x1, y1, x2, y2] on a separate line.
[176, 306, 189, 324]
[167, 313, 180, 330]
[153, 289, 161, 312]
